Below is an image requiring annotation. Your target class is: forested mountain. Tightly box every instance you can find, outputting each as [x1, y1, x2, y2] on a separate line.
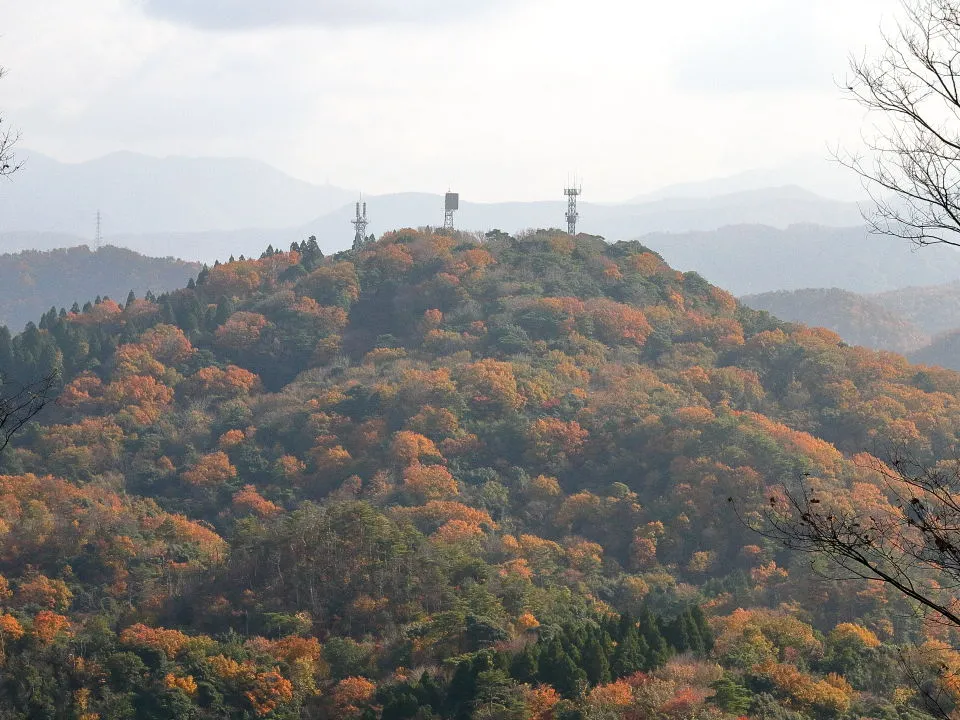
[873, 281, 960, 336]
[909, 330, 960, 370]
[644, 224, 960, 295]
[740, 288, 930, 353]
[0, 228, 958, 718]
[0, 245, 201, 331]
[741, 281, 960, 367]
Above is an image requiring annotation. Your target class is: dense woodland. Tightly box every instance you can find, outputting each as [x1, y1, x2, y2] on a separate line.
[0, 228, 958, 718]
[0, 245, 200, 332]
[743, 284, 960, 371]
[740, 288, 930, 355]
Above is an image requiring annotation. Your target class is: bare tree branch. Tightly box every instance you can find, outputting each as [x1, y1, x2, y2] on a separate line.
[0, 66, 21, 179]
[0, 372, 59, 454]
[839, 0, 960, 248]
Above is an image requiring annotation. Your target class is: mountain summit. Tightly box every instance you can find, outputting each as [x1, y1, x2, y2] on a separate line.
[0, 227, 954, 717]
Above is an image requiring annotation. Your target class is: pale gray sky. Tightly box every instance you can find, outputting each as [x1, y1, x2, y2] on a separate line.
[3, 0, 901, 201]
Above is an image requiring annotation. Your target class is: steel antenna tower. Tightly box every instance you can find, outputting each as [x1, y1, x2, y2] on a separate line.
[443, 191, 459, 231]
[564, 180, 581, 236]
[351, 198, 369, 249]
[95, 210, 103, 251]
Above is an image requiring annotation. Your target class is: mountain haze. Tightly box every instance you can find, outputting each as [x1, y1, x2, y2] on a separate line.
[0, 245, 201, 331]
[0, 150, 355, 235]
[297, 186, 865, 253]
[741, 279, 960, 369]
[643, 224, 960, 295]
[0, 151, 866, 262]
[873, 280, 960, 336]
[0, 161, 867, 265]
[740, 288, 930, 353]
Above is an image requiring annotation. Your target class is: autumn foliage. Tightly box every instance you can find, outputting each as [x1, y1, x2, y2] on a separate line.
[0, 227, 955, 718]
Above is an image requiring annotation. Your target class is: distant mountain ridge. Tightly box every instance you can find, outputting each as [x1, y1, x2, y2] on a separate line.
[0, 245, 200, 331]
[0, 150, 356, 235]
[0, 177, 866, 264]
[740, 288, 930, 354]
[741, 280, 960, 371]
[642, 224, 960, 295]
[295, 186, 865, 254]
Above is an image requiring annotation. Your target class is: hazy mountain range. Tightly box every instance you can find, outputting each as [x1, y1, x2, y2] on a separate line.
[741, 281, 960, 370]
[0, 150, 355, 235]
[740, 288, 932, 354]
[647, 224, 960, 295]
[4, 149, 958, 301]
[0, 246, 200, 331]
[0, 150, 867, 264]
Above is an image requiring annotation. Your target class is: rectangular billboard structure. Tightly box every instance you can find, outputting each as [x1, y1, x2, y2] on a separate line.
[445, 192, 459, 211]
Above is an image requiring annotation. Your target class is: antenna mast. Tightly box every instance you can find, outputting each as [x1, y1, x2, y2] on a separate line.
[95, 210, 102, 251]
[564, 180, 581, 236]
[351, 198, 369, 249]
[443, 191, 459, 231]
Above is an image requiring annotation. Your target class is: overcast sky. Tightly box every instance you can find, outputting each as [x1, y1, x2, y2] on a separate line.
[3, 0, 901, 202]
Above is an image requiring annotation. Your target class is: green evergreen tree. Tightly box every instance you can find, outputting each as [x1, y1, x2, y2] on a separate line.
[581, 636, 610, 686]
[509, 644, 539, 684]
[538, 638, 587, 698]
[417, 671, 444, 712]
[0, 326, 11, 376]
[710, 675, 753, 715]
[690, 605, 713, 652]
[611, 626, 650, 677]
[639, 608, 671, 668]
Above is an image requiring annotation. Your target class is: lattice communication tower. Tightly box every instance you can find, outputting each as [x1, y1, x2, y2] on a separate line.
[564, 183, 581, 236]
[95, 210, 103, 251]
[444, 192, 459, 231]
[351, 199, 369, 249]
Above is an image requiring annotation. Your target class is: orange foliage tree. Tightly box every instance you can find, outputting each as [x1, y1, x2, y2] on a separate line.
[182, 452, 237, 488]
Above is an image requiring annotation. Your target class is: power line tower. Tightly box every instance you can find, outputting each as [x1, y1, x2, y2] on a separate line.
[351, 199, 369, 249]
[95, 210, 103, 251]
[564, 182, 581, 236]
[444, 192, 459, 231]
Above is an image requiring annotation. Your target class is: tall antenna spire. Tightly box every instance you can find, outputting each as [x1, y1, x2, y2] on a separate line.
[564, 178, 581, 236]
[351, 196, 369, 249]
[95, 210, 102, 251]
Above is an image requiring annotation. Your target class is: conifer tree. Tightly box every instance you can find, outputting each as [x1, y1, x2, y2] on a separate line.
[539, 638, 587, 698]
[509, 644, 539, 684]
[581, 636, 611, 685]
[611, 625, 650, 677]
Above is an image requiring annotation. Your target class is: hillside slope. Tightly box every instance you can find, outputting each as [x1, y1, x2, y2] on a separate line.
[0, 245, 201, 331]
[873, 280, 960, 336]
[910, 329, 960, 370]
[0, 229, 955, 718]
[741, 287, 930, 353]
